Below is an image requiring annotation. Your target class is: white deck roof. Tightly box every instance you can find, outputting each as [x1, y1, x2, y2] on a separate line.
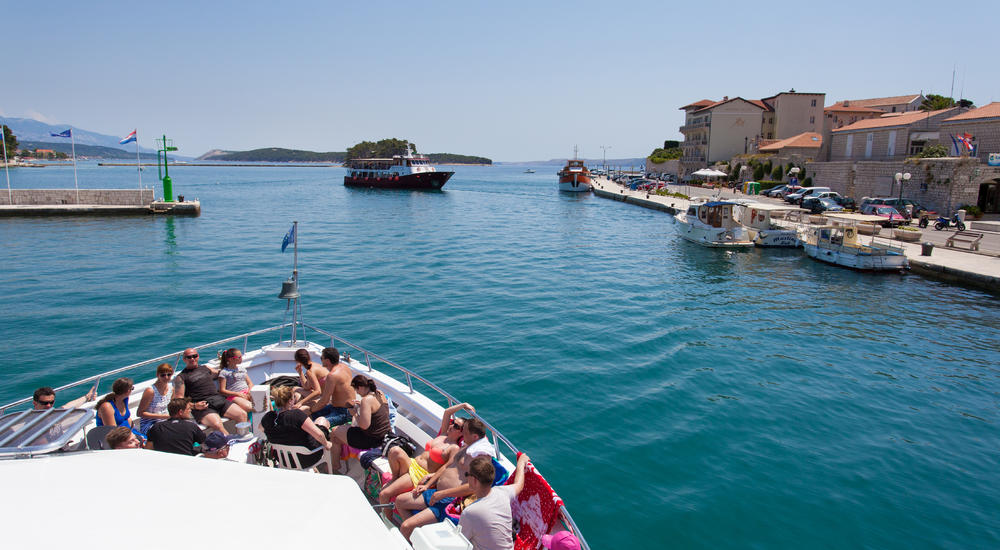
[0, 450, 408, 549]
[824, 213, 890, 223]
[741, 202, 808, 212]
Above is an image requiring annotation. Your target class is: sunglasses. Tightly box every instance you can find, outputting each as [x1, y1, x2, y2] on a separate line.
[159, 372, 173, 378]
[36, 399, 55, 407]
[184, 354, 199, 359]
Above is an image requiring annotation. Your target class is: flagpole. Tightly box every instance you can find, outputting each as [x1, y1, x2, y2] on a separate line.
[135, 130, 142, 195]
[2, 119, 11, 205]
[71, 128, 79, 204]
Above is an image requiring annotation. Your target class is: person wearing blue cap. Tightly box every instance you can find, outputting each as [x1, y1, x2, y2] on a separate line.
[202, 431, 240, 459]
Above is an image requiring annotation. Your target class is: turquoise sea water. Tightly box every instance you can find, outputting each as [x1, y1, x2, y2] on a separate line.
[1, 162, 998, 548]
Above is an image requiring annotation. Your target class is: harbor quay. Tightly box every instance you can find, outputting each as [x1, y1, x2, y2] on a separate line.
[0, 189, 200, 217]
[591, 177, 1000, 294]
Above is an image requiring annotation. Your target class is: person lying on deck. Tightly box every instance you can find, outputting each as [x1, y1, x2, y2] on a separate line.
[378, 402, 471, 516]
[395, 417, 494, 540]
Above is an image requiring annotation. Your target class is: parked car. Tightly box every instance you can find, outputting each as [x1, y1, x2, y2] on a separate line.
[859, 203, 906, 227]
[831, 195, 856, 210]
[802, 196, 845, 214]
[786, 186, 831, 205]
[763, 184, 789, 198]
[778, 185, 803, 199]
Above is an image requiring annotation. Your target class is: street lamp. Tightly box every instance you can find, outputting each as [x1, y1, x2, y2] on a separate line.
[894, 171, 911, 223]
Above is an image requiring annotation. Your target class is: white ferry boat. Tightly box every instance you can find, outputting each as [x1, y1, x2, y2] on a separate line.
[675, 199, 754, 248]
[344, 146, 453, 190]
[0, 274, 588, 549]
[799, 213, 909, 271]
[736, 202, 807, 247]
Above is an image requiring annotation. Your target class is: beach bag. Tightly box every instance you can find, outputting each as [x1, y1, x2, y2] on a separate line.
[381, 432, 418, 458]
[264, 375, 299, 388]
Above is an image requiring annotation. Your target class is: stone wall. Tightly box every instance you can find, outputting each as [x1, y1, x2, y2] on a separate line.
[804, 158, 1000, 214]
[645, 159, 679, 176]
[939, 118, 1000, 162]
[0, 189, 154, 206]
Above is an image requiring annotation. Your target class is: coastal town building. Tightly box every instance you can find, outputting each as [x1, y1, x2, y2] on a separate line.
[827, 108, 959, 162]
[678, 90, 824, 180]
[939, 103, 1000, 213]
[758, 132, 823, 166]
[826, 94, 925, 115]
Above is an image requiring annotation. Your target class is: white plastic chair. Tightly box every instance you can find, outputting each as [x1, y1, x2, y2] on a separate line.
[270, 443, 333, 474]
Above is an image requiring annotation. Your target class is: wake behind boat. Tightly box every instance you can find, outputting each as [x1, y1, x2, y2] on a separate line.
[344, 146, 453, 190]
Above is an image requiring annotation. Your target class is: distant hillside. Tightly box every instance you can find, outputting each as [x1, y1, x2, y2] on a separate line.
[3, 118, 156, 153]
[497, 157, 646, 166]
[198, 148, 491, 165]
[21, 141, 158, 160]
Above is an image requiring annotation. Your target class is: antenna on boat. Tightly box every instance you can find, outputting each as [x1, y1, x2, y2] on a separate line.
[278, 221, 301, 344]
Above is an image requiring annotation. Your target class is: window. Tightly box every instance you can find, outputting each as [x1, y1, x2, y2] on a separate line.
[846, 134, 854, 158]
[865, 133, 873, 158]
[909, 140, 926, 155]
[888, 131, 897, 157]
[809, 116, 815, 124]
[811, 99, 817, 107]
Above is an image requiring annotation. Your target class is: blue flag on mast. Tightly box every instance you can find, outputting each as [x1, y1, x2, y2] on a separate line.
[50, 129, 72, 138]
[281, 224, 296, 252]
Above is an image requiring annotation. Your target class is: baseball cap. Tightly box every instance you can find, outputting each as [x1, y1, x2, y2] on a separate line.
[541, 531, 580, 550]
[204, 432, 240, 452]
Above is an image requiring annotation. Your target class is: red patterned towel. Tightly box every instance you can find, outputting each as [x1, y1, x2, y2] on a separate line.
[508, 454, 564, 550]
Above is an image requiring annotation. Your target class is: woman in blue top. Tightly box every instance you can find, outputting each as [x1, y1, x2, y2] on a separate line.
[96, 377, 135, 429]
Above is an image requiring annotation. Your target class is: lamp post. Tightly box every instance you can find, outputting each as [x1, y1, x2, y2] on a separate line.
[600, 145, 611, 175]
[894, 171, 911, 223]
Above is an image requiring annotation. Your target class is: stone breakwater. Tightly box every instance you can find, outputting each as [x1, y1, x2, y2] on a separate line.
[0, 189, 200, 217]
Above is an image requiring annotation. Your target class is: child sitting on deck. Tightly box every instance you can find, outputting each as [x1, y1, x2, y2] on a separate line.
[218, 348, 253, 413]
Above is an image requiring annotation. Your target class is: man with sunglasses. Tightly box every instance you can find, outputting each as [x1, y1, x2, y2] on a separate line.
[32, 385, 97, 410]
[173, 348, 247, 434]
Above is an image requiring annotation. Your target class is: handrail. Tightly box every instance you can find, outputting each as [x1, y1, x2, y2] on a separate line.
[0, 320, 591, 549]
[0, 323, 293, 415]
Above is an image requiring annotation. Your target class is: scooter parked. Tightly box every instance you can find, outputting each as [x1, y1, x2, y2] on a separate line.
[933, 214, 966, 231]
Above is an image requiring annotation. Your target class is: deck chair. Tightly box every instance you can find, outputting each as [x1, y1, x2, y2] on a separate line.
[86, 425, 115, 450]
[269, 443, 333, 474]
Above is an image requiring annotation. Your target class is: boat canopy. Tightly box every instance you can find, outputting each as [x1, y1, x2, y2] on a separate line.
[0, 408, 93, 457]
[0, 450, 409, 548]
[824, 213, 890, 224]
[740, 202, 807, 212]
[703, 201, 739, 207]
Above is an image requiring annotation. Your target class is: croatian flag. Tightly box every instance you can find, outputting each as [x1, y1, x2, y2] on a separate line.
[119, 130, 137, 145]
[50, 129, 72, 138]
[281, 223, 296, 252]
[957, 133, 974, 151]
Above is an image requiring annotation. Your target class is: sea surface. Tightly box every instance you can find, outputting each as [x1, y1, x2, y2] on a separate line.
[1, 162, 998, 548]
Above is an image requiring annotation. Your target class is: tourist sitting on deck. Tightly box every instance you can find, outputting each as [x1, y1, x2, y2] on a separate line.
[95, 378, 143, 441]
[136, 363, 174, 435]
[201, 431, 240, 460]
[261, 386, 333, 472]
[307, 347, 355, 426]
[217, 348, 254, 413]
[458, 453, 530, 550]
[396, 417, 495, 540]
[329, 375, 391, 473]
[293, 348, 330, 411]
[32, 385, 97, 410]
[378, 402, 471, 515]
[105, 426, 142, 450]
[145, 397, 206, 456]
[173, 347, 247, 434]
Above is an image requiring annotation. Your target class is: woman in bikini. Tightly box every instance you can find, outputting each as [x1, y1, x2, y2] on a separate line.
[292, 348, 329, 411]
[377, 402, 473, 515]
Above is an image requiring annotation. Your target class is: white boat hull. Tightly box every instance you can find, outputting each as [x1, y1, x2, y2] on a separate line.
[750, 228, 801, 248]
[676, 215, 754, 248]
[802, 243, 908, 271]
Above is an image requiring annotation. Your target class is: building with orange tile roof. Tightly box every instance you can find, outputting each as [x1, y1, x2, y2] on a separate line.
[827, 108, 960, 161]
[677, 90, 824, 180]
[758, 132, 822, 154]
[827, 94, 925, 114]
[940, 102, 1000, 163]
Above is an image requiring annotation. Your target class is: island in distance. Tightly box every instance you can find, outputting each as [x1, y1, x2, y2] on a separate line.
[197, 138, 491, 165]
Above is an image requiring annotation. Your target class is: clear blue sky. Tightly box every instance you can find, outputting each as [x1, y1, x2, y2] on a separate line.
[3, 1, 996, 161]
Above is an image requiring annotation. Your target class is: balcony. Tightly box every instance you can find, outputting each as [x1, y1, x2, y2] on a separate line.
[680, 120, 710, 132]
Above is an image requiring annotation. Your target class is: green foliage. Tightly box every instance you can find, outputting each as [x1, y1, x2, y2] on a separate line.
[345, 138, 414, 161]
[914, 144, 948, 158]
[919, 94, 962, 111]
[2, 125, 17, 157]
[648, 147, 681, 164]
[654, 189, 690, 199]
[771, 164, 784, 180]
[425, 153, 492, 165]
[763, 160, 772, 176]
[958, 204, 983, 217]
[802, 176, 812, 186]
[753, 164, 765, 180]
[663, 140, 680, 149]
[209, 148, 346, 162]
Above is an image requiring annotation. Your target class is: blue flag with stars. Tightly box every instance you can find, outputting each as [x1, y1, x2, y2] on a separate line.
[281, 224, 295, 252]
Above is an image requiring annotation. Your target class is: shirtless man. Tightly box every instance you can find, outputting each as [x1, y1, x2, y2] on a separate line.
[396, 417, 495, 540]
[173, 348, 247, 434]
[307, 347, 356, 426]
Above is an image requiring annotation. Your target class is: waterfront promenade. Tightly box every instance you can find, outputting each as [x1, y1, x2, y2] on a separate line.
[591, 177, 1000, 294]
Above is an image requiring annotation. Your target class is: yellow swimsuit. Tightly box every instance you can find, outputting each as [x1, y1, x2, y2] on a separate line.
[408, 458, 430, 486]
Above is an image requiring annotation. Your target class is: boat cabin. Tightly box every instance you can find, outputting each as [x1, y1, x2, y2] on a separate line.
[687, 201, 740, 229]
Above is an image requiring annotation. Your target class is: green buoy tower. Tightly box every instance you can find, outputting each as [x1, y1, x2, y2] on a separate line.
[156, 135, 179, 202]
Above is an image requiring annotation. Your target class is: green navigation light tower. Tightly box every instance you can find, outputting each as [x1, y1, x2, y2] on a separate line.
[156, 135, 179, 202]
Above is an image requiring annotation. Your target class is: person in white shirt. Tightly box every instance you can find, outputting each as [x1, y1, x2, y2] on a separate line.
[458, 453, 530, 550]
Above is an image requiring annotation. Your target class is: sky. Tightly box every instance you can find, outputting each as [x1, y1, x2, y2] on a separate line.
[3, 1, 998, 162]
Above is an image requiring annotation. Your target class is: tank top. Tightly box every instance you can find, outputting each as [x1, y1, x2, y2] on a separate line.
[363, 396, 392, 440]
[149, 383, 173, 417]
[96, 397, 131, 427]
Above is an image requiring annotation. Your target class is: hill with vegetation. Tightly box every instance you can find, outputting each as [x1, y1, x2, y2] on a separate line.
[20, 141, 158, 160]
[648, 140, 682, 164]
[198, 138, 491, 164]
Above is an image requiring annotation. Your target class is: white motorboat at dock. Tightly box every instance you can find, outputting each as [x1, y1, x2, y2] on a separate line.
[735, 202, 809, 247]
[799, 212, 909, 272]
[674, 199, 753, 248]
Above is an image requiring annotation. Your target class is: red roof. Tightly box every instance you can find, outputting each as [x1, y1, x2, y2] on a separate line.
[831, 108, 956, 132]
[680, 99, 715, 110]
[759, 132, 823, 151]
[942, 102, 1000, 122]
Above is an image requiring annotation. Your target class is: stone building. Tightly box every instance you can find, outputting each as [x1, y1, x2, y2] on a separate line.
[678, 90, 824, 180]
[758, 132, 823, 166]
[826, 94, 925, 115]
[939, 103, 1000, 213]
[828, 108, 959, 162]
